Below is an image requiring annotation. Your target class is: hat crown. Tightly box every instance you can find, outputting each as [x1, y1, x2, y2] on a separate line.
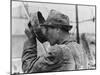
[45, 9, 70, 25]
[41, 9, 72, 31]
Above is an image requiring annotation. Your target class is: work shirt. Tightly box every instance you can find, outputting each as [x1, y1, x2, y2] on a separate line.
[22, 38, 88, 73]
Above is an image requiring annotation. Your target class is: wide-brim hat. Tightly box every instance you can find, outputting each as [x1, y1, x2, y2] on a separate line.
[40, 9, 72, 31]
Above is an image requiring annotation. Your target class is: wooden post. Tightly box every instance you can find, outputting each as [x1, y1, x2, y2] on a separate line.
[75, 4, 80, 44]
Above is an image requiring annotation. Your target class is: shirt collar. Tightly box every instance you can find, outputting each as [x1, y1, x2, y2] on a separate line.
[60, 36, 76, 44]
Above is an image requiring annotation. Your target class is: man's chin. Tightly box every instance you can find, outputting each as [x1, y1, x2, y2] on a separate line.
[50, 41, 56, 46]
[50, 43, 54, 46]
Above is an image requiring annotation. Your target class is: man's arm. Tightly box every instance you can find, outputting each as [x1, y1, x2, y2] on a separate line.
[22, 28, 38, 73]
[22, 40, 63, 73]
[22, 29, 63, 73]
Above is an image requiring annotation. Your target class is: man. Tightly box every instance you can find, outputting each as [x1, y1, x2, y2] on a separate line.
[22, 10, 88, 73]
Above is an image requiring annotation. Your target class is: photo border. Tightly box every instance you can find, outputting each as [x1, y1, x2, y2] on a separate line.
[10, 0, 96, 74]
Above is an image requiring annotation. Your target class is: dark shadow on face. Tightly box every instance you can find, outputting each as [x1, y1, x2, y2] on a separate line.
[45, 27, 59, 45]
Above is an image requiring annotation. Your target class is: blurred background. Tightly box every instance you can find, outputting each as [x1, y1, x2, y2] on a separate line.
[11, 1, 96, 73]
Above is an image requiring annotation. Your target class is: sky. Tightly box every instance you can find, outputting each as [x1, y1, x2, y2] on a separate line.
[12, 1, 95, 35]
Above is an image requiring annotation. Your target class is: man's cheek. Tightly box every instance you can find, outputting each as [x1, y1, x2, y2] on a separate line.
[41, 28, 46, 35]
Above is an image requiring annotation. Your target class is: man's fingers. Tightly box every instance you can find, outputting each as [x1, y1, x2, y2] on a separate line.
[25, 29, 32, 39]
[28, 21, 35, 34]
[25, 28, 36, 40]
[28, 21, 32, 29]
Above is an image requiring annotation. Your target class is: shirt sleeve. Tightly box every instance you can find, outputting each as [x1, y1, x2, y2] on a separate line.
[22, 39, 37, 73]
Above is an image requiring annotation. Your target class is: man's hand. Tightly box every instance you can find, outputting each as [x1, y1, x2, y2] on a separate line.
[25, 22, 36, 43]
[28, 11, 48, 43]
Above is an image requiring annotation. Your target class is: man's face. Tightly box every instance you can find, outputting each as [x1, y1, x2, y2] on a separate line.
[41, 26, 59, 45]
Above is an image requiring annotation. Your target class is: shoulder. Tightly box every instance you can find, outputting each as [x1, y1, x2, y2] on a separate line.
[63, 41, 85, 56]
[66, 41, 83, 51]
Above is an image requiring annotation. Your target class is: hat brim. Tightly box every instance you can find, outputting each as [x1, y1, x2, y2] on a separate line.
[40, 24, 72, 31]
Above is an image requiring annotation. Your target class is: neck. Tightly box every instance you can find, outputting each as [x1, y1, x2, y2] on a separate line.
[58, 33, 70, 44]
